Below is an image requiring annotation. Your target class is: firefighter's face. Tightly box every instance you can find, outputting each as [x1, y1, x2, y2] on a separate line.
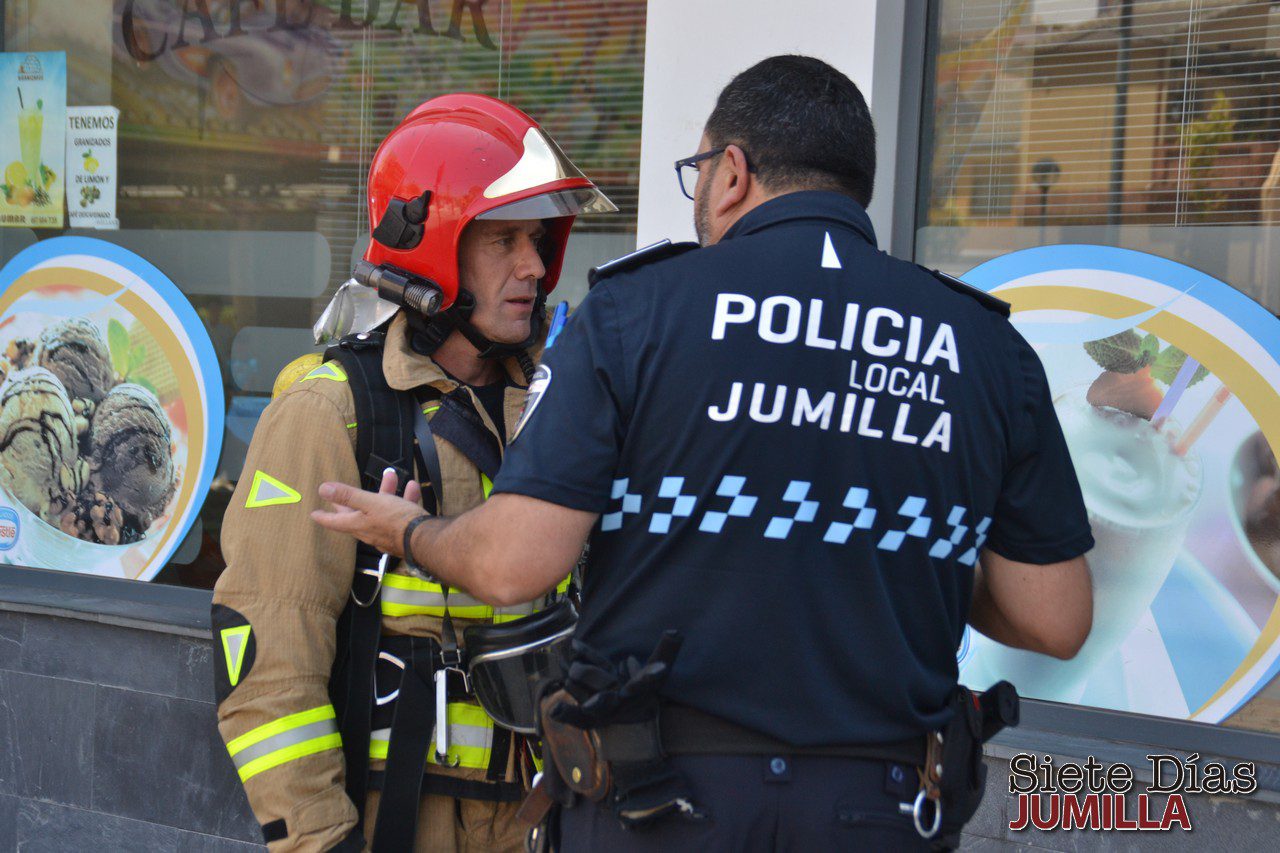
[457, 219, 547, 345]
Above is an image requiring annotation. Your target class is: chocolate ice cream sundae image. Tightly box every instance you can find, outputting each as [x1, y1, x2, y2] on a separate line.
[86, 384, 177, 534]
[0, 367, 83, 524]
[0, 315, 180, 547]
[36, 317, 115, 404]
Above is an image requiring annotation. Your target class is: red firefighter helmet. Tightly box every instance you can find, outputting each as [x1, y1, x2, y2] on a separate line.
[363, 93, 616, 310]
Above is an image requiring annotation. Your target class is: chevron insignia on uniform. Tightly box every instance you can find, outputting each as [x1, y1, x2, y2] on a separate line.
[221, 625, 253, 687]
[302, 362, 347, 383]
[245, 470, 302, 508]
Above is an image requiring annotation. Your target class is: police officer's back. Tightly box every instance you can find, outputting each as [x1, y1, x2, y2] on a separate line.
[493, 56, 1094, 850]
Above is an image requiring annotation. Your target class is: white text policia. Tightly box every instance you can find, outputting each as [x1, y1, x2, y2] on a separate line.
[708, 293, 959, 452]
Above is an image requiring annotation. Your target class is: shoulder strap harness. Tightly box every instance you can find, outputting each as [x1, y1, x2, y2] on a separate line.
[323, 331, 417, 843]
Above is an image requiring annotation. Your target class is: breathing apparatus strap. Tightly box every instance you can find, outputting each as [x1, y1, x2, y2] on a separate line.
[412, 393, 444, 517]
[324, 332, 416, 834]
[371, 638, 438, 852]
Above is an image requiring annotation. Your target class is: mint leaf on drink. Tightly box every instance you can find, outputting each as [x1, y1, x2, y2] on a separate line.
[1140, 333, 1160, 362]
[1151, 345, 1209, 386]
[1083, 330, 1154, 374]
[36, 98, 42, 110]
[108, 318, 130, 375]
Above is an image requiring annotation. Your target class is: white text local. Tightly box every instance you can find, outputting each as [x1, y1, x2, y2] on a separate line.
[711, 293, 962, 374]
[849, 361, 945, 405]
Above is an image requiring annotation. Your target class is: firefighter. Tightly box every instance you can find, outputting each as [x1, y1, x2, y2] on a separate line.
[211, 93, 615, 852]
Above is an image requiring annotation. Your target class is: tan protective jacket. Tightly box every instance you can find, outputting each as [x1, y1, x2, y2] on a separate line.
[213, 312, 542, 852]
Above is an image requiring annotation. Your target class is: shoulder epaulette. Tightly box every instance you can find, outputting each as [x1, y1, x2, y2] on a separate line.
[921, 267, 1011, 318]
[588, 239, 699, 288]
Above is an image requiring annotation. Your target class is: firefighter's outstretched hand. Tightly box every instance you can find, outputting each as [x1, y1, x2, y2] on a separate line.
[312, 468, 423, 557]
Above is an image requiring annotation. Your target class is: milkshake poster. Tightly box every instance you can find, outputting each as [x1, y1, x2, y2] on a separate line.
[959, 245, 1280, 730]
[0, 52, 66, 229]
[0, 237, 223, 580]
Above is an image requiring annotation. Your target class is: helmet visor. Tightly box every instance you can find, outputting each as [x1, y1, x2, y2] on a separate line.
[476, 186, 618, 221]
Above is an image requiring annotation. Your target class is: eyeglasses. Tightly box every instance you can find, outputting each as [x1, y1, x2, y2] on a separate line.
[674, 146, 755, 201]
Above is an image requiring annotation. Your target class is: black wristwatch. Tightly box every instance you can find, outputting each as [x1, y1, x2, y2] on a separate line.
[402, 513, 433, 578]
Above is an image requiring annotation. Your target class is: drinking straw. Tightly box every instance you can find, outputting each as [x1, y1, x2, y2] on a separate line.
[16, 88, 23, 109]
[1151, 356, 1200, 429]
[1173, 384, 1233, 457]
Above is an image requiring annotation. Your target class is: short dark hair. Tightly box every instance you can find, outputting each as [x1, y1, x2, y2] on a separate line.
[705, 55, 875, 207]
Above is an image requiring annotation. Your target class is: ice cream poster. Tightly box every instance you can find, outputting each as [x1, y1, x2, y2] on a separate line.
[959, 245, 1280, 731]
[0, 52, 66, 229]
[0, 236, 223, 580]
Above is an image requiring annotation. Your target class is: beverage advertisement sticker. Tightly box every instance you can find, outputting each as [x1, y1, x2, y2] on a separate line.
[0, 236, 224, 580]
[66, 106, 118, 229]
[958, 245, 1280, 728]
[0, 51, 66, 228]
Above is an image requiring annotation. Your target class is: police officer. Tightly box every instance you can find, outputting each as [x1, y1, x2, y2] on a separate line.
[315, 57, 1094, 851]
[213, 94, 614, 852]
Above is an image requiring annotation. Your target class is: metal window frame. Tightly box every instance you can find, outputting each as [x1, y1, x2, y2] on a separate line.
[893, 0, 1280, 768]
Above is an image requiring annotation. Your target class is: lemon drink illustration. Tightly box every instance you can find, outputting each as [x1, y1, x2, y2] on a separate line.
[12, 90, 48, 206]
[18, 92, 42, 185]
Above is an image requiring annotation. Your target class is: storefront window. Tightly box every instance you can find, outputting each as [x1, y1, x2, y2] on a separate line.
[918, 0, 1280, 310]
[0, 1, 645, 587]
[918, 0, 1280, 735]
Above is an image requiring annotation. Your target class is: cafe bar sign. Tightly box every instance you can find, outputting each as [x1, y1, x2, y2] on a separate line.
[119, 0, 499, 62]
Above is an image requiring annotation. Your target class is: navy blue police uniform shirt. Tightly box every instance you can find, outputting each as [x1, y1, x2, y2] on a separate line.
[493, 191, 1094, 745]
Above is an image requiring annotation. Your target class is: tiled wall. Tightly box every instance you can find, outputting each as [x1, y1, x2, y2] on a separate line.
[0, 609, 261, 851]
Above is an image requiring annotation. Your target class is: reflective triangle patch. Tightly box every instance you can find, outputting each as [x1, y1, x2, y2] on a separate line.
[302, 362, 347, 383]
[221, 625, 252, 687]
[821, 232, 842, 269]
[245, 470, 302, 508]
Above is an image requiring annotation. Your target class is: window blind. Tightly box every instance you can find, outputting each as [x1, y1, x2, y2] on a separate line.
[921, 0, 1280, 227]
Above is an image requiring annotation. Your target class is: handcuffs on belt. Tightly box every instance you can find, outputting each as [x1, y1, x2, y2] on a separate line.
[899, 682, 1021, 846]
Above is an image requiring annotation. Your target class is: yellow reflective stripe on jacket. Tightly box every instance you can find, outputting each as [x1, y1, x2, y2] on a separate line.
[380, 572, 492, 619]
[369, 702, 494, 769]
[227, 705, 341, 782]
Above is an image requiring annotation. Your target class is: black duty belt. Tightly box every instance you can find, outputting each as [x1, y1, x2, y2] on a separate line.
[659, 704, 926, 766]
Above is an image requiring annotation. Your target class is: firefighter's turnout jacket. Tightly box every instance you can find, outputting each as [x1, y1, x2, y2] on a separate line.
[213, 312, 543, 852]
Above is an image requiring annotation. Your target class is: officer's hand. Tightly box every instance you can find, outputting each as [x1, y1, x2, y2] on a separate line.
[312, 470, 423, 557]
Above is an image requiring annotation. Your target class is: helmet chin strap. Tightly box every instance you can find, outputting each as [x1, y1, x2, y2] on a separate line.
[407, 286, 546, 370]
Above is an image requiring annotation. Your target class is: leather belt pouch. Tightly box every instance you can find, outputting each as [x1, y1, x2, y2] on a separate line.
[539, 689, 611, 801]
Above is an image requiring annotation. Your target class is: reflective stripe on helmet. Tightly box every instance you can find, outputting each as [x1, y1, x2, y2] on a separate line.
[227, 705, 341, 782]
[369, 702, 494, 769]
